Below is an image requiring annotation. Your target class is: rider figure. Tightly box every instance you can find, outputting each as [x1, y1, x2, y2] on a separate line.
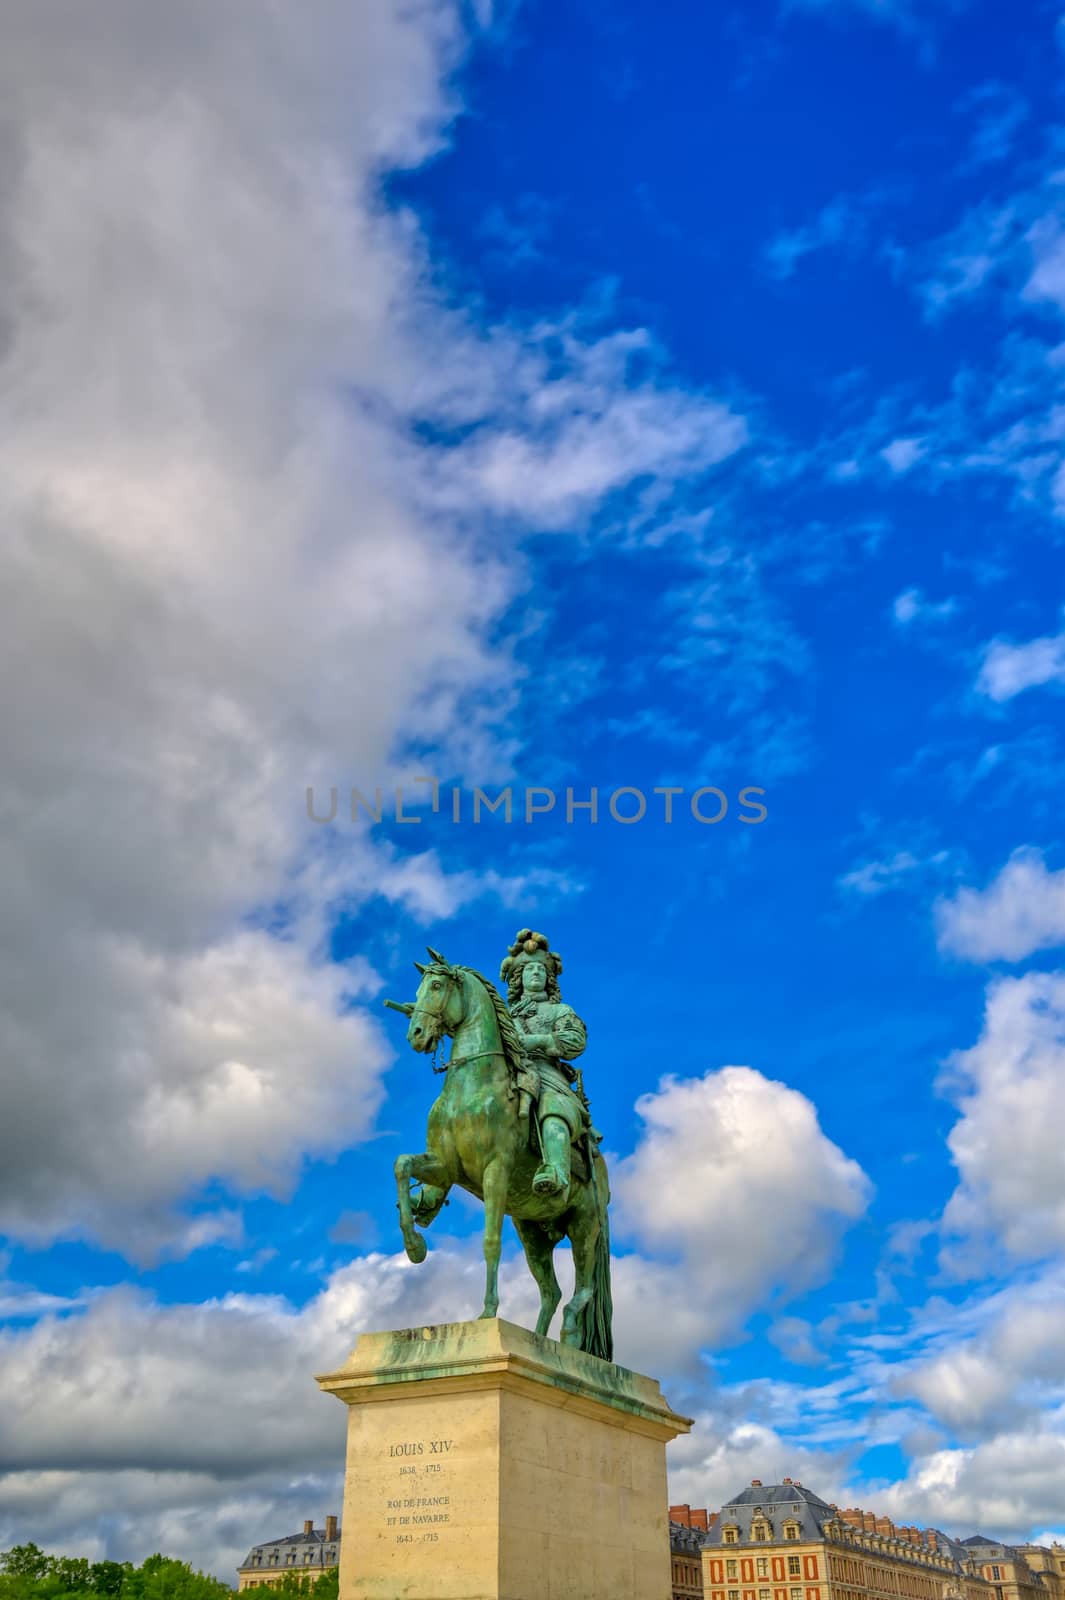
[500, 929, 588, 1199]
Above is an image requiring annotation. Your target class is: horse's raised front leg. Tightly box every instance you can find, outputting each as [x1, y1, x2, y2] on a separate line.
[479, 1158, 509, 1320]
[394, 1152, 451, 1264]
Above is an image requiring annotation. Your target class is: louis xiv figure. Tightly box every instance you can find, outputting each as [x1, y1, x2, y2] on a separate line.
[500, 929, 593, 1199]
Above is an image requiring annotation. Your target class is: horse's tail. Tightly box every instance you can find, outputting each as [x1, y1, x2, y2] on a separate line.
[577, 1150, 614, 1363]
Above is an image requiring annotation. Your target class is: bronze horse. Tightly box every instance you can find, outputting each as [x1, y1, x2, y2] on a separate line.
[386, 950, 613, 1360]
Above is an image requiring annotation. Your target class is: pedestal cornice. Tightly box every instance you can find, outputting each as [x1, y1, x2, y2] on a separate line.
[316, 1316, 691, 1442]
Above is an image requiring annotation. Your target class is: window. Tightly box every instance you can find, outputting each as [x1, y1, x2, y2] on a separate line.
[785, 1526, 800, 1541]
[758, 1559, 770, 1577]
[728, 1561, 739, 1578]
[759, 1588, 770, 1599]
[789, 1558, 802, 1577]
[791, 1589, 802, 1600]
[725, 1528, 739, 1545]
[754, 1525, 769, 1543]
[729, 1589, 740, 1598]
[991, 1570, 1001, 1581]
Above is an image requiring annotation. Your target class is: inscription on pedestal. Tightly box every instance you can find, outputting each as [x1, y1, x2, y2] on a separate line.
[318, 1319, 693, 1600]
[383, 1438, 455, 1545]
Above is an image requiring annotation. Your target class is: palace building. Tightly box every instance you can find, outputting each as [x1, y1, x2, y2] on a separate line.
[233, 1489, 1065, 1600]
[700, 1482, 1065, 1600]
[957, 1538, 1065, 1600]
[237, 1516, 340, 1591]
[672, 1507, 716, 1599]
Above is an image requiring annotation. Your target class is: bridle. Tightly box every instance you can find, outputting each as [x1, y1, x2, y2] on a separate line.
[413, 965, 510, 1076]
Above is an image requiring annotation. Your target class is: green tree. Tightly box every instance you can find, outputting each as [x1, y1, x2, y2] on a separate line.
[49, 1557, 93, 1592]
[0, 1547, 51, 1583]
[120, 1555, 231, 1600]
[310, 1567, 337, 1600]
[0, 1550, 232, 1600]
[89, 1564, 126, 1597]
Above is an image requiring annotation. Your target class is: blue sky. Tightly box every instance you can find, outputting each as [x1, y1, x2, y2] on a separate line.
[2, 0, 1065, 1578]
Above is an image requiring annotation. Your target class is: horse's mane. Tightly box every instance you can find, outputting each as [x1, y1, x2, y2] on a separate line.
[432, 963, 524, 1077]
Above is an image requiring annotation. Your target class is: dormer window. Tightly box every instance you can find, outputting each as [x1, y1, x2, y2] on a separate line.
[752, 1519, 771, 1543]
[784, 1522, 801, 1541]
[724, 1525, 740, 1545]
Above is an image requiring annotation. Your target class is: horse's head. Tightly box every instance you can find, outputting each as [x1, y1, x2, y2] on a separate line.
[406, 949, 465, 1055]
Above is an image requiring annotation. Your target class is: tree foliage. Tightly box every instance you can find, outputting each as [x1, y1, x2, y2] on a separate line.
[0, 1548, 240, 1600]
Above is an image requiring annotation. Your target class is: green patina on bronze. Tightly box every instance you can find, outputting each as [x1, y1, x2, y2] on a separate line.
[384, 929, 613, 1362]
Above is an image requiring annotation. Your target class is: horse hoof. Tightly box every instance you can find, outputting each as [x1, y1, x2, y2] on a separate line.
[405, 1237, 427, 1264]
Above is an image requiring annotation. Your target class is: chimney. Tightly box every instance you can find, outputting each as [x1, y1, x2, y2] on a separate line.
[692, 1510, 710, 1533]
[783, 1478, 793, 1486]
[303, 1522, 313, 1537]
[325, 1515, 338, 1542]
[876, 1519, 893, 1536]
[751, 1479, 763, 1488]
[863, 1513, 877, 1532]
[670, 1505, 693, 1527]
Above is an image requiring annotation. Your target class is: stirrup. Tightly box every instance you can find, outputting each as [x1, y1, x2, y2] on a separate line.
[533, 1162, 566, 1196]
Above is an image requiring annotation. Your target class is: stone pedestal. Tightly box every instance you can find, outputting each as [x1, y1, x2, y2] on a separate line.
[316, 1317, 691, 1600]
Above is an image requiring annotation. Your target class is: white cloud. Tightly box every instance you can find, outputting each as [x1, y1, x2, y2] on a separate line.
[0, 1245, 542, 1576]
[892, 1271, 1065, 1438]
[881, 437, 927, 474]
[874, 1431, 1065, 1541]
[427, 326, 749, 528]
[667, 1415, 851, 1514]
[892, 587, 956, 624]
[977, 626, 1065, 700]
[768, 1316, 828, 1367]
[939, 971, 1065, 1268]
[840, 850, 923, 894]
[763, 197, 861, 280]
[960, 83, 1028, 169]
[1023, 218, 1065, 314]
[0, 0, 748, 1257]
[918, 202, 1019, 315]
[839, 848, 951, 896]
[936, 849, 1065, 963]
[614, 1067, 872, 1344]
[0, 1237, 727, 1573]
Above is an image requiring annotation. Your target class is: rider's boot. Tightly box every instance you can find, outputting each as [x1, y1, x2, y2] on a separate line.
[533, 1116, 571, 1198]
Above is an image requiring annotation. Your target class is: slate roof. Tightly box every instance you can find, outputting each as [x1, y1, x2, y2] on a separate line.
[936, 1533, 983, 1564]
[671, 1522, 709, 1554]
[239, 1528, 341, 1570]
[955, 1540, 1054, 1589]
[704, 1484, 837, 1547]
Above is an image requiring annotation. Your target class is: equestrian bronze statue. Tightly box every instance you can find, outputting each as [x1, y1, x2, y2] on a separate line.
[385, 929, 613, 1361]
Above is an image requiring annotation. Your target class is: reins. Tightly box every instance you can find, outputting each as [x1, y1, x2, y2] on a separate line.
[432, 1047, 509, 1075]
